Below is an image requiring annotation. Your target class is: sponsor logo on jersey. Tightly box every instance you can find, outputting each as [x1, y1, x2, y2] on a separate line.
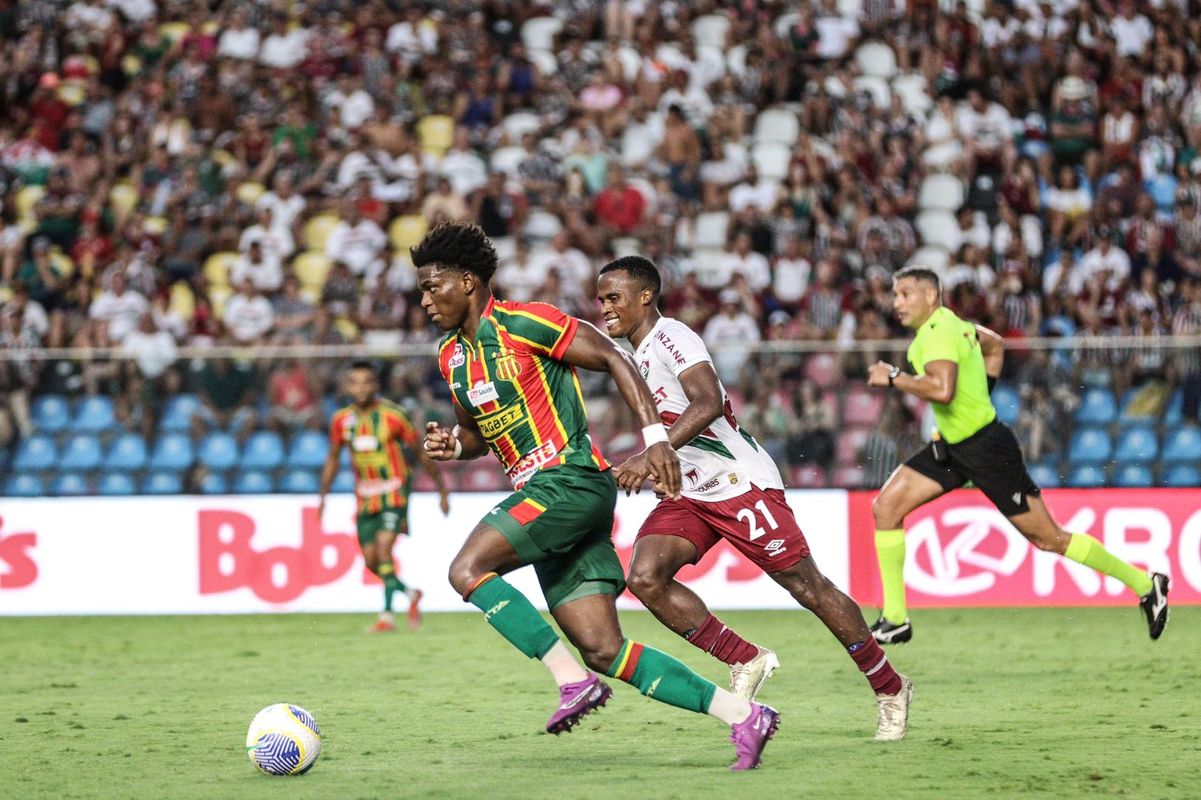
[467, 380, 501, 406]
[352, 435, 379, 452]
[494, 353, 522, 382]
[478, 405, 524, 438]
[448, 342, 465, 368]
[695, 476, 722, 492]
[654, 329, 688, 366]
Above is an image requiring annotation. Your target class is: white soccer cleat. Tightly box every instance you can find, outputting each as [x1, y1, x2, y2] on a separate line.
[874, 674, 914, 741]
[729, 648, 780, 701]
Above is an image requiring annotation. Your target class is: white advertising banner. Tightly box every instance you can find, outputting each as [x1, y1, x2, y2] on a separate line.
[0, 491, 850, 616]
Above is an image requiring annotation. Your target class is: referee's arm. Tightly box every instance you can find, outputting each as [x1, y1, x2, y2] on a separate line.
[975, 324, 1004, 391]
[868, 359, 957, 404]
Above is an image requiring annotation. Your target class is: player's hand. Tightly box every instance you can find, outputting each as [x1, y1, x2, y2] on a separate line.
[438, 490, 451, 516]
[646, 441, 681, 499]
[613, 451, 657, 496]
[867, 361, 895, 388]
[423, 421, 458, 461]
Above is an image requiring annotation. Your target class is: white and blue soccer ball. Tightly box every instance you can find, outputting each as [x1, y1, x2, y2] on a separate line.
[245, 703, 322, 776]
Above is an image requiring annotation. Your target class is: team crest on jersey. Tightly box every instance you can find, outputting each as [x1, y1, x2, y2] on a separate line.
[639, 359, 650, 379]
[494, 353, 522, 382]
[449, 342, 465, 368]
[728, 473, 738, 484]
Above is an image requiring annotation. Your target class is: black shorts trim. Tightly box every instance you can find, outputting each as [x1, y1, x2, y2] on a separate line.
[903, 420, 1041, 516]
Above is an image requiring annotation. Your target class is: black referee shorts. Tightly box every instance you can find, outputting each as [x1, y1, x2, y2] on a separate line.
[903, 420, 1041, 517]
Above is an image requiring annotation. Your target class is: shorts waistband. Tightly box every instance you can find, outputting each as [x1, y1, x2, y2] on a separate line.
[947, 418, 1002, 447]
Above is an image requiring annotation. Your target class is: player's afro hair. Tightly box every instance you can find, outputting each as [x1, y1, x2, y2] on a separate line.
[410, 222, 498, 283]
[600, 255, 662, 298]
[893, 265, 942, 293]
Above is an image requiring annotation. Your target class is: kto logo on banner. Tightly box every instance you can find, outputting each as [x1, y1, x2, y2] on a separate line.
[848, 489, 1201, 607]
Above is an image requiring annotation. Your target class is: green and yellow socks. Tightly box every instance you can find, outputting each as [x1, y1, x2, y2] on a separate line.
[606, 638, 750, 724]
[875, 528, 908, 624]
[1064, 533, 1154, 596]
[465, 573, 560, 660]
[377, 562, 410, 613]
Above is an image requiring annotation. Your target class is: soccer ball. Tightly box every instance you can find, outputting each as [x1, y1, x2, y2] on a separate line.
[245, 703, 322, 776]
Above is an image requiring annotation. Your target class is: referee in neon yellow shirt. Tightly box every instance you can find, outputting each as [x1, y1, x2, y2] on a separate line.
[865, 266, 1169, 644]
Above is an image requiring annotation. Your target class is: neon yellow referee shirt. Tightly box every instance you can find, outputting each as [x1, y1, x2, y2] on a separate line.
[906, 306, 997, 444]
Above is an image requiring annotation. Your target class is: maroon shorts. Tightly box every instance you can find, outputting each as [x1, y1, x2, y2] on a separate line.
[636, 486, 809, 572]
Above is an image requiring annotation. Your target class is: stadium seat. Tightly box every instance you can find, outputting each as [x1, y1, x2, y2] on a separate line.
[97, 472, 136, 496]
[1027, 462, 1060, 488]
[240, 432, 285, 470]
[804, 352, 840, 389]
[1075, 388, 1118, 425]
[1113, 464, 1154, 488]
[14, 184, 45, 220]
[4, 473, 45, 497]
[1161, 426, 1201, 463]
[160, 394, 201, 433]
[523, 209, 562, 241]
[520, 15, 562, 50]
[148, 433, 195, 471]
[104, 433, 148, 470]
[750, 142, 790, 181]
[32, 394, 71, 433]
[1066, 464, 1107, 488]
[489, 146, 525, 177]
[891, 73, 932, 116]
[75, 395, 116, 433]
[13, 435, 58, 471]
[301, 214, 341, 251]
[202, 251, 239, 288]
[917, 174, 965, 211]
[1163, 464, 1200, 487]
[1066, 428, 1111, 463]
[752, 108, 799, 146]
[1113, 426, 1158, 464]
[835, 428, 872, 466]
[526, 48, 558, 77]
[200, 470, 229, 494]
[500, 111, 541, 144]
[842, 391, 884, 427]
[141, 472, 183, 495]
[855, 41, 898, 79]
[691, 14, 730, 49]
[331, 469, 355, 493]
[169, 281, 196, 322]
[853, 75, 891, 109]
[235, 181, 266, 206]
[906, 245, 950, 275]
[915, 209, 961, 250]
[52, 472, 90, 496]
[1163, 390, 1183, 425]
[693, 211, 730, 249]
[109, 182, 140, 218]
[416, 113, 455, 155]
[280, 469, 320, 494]
[830, 465, 867, 488]
[198, 432, 240, 470]
[992, 384, 1020, 426]
[234, 470, 275, 494]
[773, 11, 800, 39]
[287, 431, 329, 469]
[790, 465, 828, 488]
[292, 251, 332, 294]
[388, 215, 428, 251]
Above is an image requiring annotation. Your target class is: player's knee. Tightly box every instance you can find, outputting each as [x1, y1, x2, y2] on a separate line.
[446, 556, 478, 597]
[871, 494, 899, 528]
[625, 563, 669, 604]
[577, 639, 623, 673]
[1026, 528, 1067, 553]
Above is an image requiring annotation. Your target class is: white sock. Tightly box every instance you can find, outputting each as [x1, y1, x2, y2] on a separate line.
[540, 641, 589, 686]
[405, 588, 419, 601]
[707, 688, 752, 726]
[378, 611, 393, 621]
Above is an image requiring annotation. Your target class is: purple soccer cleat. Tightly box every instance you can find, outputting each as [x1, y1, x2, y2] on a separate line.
[546, 674, 612, 735]
[729, 702, 780, 771]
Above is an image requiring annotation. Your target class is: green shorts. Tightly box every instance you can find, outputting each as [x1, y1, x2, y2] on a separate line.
[356, 504, 409, 547]
[484, 464, 623, 610]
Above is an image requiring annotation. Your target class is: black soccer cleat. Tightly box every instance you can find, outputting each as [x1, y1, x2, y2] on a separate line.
[870, 617, 912, 645]
[1139, 572, 1170, 640]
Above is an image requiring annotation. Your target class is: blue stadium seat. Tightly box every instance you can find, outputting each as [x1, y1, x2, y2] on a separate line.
[1163, 464, 1200, 487]
[1067, 428, 1111, 463]
[331, 469, 355, 493]
[241, 432, 285, 470]
[1074, 388, 1117, 425]
[1162, 426, 1201, 463]
[97, 472, 136, 496]
[322, 396, 339, 422]
[32, 394, 70, 432]
[198, 432, 240, 470]
[287, 431, 329, 469]
[1028, 462, 1060, 488]
[75, 395, 116, 433]
[281, 469, 319, 493]
[13, 435, 57, 471]
[992, 384, 1020, 426]
[160, 394, 201, 432]
[4, 473, 45, 497]
[141, 472, 183, 495]
[105, 433, 148, 470]
[1164, 390, 1183, 425]
[61, 434, 104, 470]
[52, 472, 90, 496]
[1067, 464, 1107, 488]
[1113, 464, 1154, 488]
[1113, 426, 1158, 464]
[148, 433, 195, 471]
[234, 470, 275, 494]
[200, 470, 229, 494]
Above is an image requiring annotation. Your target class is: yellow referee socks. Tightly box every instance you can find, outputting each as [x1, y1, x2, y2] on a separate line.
[875, 528, 908, 624]
[1064, 533, 1154, 596]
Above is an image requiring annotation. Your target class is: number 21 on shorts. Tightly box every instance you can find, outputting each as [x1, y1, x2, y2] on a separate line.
[736, 499, 779, 541]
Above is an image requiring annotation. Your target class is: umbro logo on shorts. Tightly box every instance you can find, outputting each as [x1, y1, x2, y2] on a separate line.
[764, 539, 788, 557]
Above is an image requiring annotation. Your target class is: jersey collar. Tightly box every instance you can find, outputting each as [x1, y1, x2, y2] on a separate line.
[918, 306, 950, 335]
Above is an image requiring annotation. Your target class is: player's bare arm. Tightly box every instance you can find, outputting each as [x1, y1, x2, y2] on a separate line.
[424, 404, 488, 462]
[868, 359, 957, 404]
[316, 439, 344, 521]
[414, 445, 452, 516]
[560, 320, 682, 499]
[975, 324, 1005, 382]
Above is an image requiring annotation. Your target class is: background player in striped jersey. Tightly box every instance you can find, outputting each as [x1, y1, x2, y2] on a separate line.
[414, 222, 778, 771]
[318, 361, 450, 632]
[597, 256, 914, 742]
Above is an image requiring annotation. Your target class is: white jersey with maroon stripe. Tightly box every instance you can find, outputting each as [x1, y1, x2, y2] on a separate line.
[634, 317, 784, 502]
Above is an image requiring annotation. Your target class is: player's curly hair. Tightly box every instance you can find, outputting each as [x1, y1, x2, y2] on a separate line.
[410, 222, 498, 283]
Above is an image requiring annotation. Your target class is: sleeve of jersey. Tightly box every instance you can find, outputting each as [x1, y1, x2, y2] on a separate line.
[660, 320, 714, 378]
[392, 413, 418, 446]
[504, 302, 580, 358]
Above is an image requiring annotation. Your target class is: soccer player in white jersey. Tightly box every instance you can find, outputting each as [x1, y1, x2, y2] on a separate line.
[598, 256, 915, 741]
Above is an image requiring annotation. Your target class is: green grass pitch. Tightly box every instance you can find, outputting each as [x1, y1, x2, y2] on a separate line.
[3, 607, 1198, 799]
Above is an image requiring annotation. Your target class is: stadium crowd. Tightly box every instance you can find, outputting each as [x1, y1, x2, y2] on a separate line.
[1, 0, 1200, 493]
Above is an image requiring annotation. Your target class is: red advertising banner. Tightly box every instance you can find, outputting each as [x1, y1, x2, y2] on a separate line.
[848, 489, 1201, 607]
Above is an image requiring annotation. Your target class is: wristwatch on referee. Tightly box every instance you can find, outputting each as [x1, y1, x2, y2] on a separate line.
[887, 365, 902, 386]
